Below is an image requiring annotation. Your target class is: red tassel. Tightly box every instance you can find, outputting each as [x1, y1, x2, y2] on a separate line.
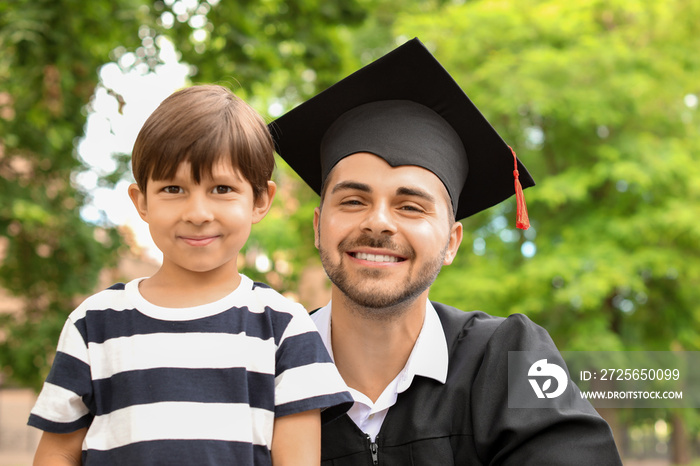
[509, 146, 530, 230]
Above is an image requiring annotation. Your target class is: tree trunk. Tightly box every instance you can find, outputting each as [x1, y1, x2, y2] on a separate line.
[670, 412, 690, 465]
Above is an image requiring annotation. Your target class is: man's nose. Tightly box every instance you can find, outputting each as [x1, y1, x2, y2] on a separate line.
[360, 202, 397, 236]
[182, 193, 214, 225]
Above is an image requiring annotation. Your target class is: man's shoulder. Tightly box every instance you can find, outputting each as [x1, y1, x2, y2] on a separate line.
[430, 301, 498, 323]
[430, 301, 504, 335]
[430, 301, 544, 349]
[431, 301, 539, 327]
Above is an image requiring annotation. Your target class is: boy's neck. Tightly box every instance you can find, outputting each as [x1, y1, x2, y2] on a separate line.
[138, 261, 242, 308]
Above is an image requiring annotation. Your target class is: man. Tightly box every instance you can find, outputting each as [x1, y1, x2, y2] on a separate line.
[270, 38, 622, 465]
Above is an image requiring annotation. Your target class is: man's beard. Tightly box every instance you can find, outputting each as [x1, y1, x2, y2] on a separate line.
[318, 230, 447, 319]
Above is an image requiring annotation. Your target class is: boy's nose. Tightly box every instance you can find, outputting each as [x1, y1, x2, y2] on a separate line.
[182, 194, 214, 225]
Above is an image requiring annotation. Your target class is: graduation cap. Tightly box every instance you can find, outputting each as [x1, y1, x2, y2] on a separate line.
[269, 37, 534, 227]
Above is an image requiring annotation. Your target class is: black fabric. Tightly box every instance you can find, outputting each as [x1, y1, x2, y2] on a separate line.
[269, 38, 535, 220]
[319, 304, 622, 465]
[320, 100, 468, 215]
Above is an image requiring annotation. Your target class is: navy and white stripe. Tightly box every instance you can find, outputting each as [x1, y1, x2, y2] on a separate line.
[28, 275, 352, 465]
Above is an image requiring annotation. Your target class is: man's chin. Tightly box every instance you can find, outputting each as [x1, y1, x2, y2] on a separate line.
[334, 280, 425, 312]
[346, 293, 405, 310]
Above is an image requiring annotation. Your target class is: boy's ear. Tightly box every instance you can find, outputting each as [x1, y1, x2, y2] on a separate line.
[252, 181, 276, 224]
[128, 183, 149, 222]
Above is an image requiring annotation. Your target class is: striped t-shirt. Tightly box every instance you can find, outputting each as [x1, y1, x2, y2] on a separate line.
[28, 274, 352, 465]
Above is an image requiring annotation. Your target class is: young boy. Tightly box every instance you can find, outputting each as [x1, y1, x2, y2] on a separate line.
[28, 85, 352, 465]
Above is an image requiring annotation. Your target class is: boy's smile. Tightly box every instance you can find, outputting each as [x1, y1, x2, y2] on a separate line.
[179, 235, 220, 247]
[129, 159, 274, 293]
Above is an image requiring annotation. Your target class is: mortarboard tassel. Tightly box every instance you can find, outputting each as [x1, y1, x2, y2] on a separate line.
[509, 146, 530, 230]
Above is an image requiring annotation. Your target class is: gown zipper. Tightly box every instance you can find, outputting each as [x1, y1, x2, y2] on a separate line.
[366, 434, 379, 465]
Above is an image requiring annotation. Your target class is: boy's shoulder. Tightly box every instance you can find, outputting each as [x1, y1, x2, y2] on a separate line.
[68, 279, 137, 321]
[243, 275, 308, 317]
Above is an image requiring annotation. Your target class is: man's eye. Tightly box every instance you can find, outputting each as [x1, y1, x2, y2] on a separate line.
[162, 186, 182, 194]
[400, 204, 424, 213]
[214, 185, 234, 194]
[340, 199, 364, 206]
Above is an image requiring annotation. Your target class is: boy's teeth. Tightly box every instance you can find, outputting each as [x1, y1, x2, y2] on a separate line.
[355, 252, 398, 263]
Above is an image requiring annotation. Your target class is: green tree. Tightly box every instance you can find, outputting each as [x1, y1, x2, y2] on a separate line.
[0, 0, 158, 389]
[395, 0, 700, 462]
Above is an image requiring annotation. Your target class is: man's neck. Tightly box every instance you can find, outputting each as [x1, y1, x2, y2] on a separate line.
[329, 288, 428, 402]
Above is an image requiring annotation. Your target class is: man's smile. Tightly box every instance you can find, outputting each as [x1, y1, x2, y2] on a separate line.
[350, 251, 405, 263]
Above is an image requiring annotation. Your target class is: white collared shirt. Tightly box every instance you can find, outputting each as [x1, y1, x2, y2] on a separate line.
[311, 301, 449, 441]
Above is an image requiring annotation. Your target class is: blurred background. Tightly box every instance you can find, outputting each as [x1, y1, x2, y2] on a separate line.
[1, 0, 699, 464]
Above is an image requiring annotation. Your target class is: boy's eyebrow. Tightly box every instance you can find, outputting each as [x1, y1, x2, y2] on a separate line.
[331, 180, 372, 194]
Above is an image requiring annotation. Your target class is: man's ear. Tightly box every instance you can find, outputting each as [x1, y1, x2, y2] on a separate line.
[251, 181, 277, 224]
[313, 207, 321, 250]
[128, 183, 149, 222]
[443, 221, 463, 266]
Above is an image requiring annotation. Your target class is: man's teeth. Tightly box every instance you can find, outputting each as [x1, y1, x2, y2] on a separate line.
[354, 252, 399, 263]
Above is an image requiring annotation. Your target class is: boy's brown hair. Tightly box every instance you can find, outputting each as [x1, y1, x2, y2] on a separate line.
[131, 85, 274, 201]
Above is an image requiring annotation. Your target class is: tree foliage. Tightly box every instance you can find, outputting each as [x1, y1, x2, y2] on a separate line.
[394, 1, 700, 456]
[393, 0, 700, 353]
[0, 0, 159, 388]
[3, 2, 699, 457]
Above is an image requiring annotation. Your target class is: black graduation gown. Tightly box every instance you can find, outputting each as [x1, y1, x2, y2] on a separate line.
[319, 303, 622, 465]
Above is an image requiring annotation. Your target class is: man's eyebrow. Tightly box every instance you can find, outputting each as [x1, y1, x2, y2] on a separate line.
[331, 181, 372, 195]
[396, 186, 437, 204]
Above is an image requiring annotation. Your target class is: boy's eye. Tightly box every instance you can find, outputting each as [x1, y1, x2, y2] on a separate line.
[162, 186, 182, 194]
[213, 185, 234, 194]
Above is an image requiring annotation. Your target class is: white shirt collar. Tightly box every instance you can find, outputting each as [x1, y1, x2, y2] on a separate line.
[400, 300, 449, 388]
[310, 300, 449, 388]
[310, 300, 448, 441]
